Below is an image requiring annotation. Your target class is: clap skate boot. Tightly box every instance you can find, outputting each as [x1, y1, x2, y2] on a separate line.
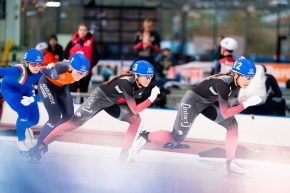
[17, 140, 31, 152]
[126, 130, 151, 162]
[226, 160, 247, 175]
[24, 143, 48, 161]
[163, 142, 190, 149]
[134, 130, 151, 154]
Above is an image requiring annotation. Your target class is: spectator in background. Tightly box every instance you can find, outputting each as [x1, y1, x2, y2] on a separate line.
[155, 48, 176, 84]
[219, 37, 238, 73]
[64, 23, 99, 98]
[101, 66, 113, 82]
[242, 64, 286, 116]
[211, 35, 224, 75]
[47, 35, 64, 61]
[35, 42, 59, 66]
[133, 18, 161, 67]
[152, 48, 177, 108]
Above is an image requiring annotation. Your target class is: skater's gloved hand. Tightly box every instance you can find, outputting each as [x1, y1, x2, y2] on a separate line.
[46, 62, 55, 69]
[21, 96, 35, 106]
[148, 86, 160, 102]
[242, 95, 262, 109]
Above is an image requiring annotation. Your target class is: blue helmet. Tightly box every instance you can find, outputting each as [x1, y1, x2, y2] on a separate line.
[131, 60, 154, 76]
[232, 57, 256, 77]
[69, 53, 90, 73]
[23, 48, 44, 63]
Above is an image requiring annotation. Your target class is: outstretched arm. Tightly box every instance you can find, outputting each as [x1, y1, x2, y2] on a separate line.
[216, 83, 244, 119]
[122, 83, 160, 115]
[217, 84, 261, 119]
[124, 92, 151, 115]
[218, 98, 244, 119]
[0, 66, 20, 78]
[40, 64, 58, 79]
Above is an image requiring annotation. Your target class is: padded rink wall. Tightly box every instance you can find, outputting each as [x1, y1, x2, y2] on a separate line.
[1, 101, 290, 147]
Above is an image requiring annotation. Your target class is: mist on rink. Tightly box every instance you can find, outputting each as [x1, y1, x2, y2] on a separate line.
[1, 137, 290, 193]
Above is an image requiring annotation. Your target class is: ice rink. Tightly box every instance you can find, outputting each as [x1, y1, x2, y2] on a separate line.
[1, 132, 290, 193]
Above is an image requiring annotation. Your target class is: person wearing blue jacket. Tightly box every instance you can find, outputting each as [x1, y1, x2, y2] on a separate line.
[0, 48, 53, 151]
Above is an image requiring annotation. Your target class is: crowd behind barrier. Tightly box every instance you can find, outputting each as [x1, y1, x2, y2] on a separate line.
[92, 60, 290, 86]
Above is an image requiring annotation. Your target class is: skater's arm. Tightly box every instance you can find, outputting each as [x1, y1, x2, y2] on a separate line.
[121, 81, 151, 114]
[0, 66, 20, 78]
[216, 83, 244, 119]
[124, 92, 151, 115]
[41, 62, 71, 80]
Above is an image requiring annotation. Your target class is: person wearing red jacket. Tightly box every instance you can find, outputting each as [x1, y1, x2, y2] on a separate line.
[64, 23, 99, 99]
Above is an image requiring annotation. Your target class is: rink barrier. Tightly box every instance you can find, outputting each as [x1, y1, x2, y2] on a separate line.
[1, 100, 290, 148]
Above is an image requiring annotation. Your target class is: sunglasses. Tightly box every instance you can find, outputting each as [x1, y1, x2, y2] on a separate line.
[29, 62, 42, 67]
[138, 74, 154, 80]
[240, 75, 253, 81]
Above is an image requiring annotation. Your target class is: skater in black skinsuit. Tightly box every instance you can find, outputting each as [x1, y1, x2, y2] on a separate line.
[26, 60, 160, 162]
[133, 57, 262, 174]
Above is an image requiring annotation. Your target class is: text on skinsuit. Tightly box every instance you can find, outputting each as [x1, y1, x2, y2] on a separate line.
[39, 84, 47, 98]
[39, 84, 55, 104]
[181, 103, 192, 127]
[81, 94, 96, 113]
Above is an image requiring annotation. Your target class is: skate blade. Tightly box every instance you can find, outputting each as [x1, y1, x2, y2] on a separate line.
[127, 138, 147, 162]
[226, 167, 247, 176]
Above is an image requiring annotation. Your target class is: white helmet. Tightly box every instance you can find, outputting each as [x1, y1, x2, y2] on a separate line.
[35, 42, 48, 51]
[220, 37, 238, 51]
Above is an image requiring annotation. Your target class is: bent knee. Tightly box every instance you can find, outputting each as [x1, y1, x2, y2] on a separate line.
[48, 114, 61, 124]
[123, 114, 141, 124]
[61, 112, 74, 122]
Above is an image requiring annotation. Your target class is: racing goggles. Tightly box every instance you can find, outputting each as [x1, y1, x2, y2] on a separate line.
[138, 74, 154, 80]
[240, 75, 253, 81]
[74, 69, 87, 75]
[29, 62, 42, 67]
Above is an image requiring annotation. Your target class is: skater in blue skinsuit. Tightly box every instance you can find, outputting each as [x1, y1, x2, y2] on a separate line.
[0, 48, 55, 151]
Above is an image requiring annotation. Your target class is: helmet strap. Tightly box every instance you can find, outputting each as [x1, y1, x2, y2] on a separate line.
[27, 64, 33, 75]
[135, 74, 143, 88]
[234, 73, 241, 87]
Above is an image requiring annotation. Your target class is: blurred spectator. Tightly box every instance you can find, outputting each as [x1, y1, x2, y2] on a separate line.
[155, 48, 176, 84]
[163, 73, 192, 90]
[172, 12, 181, 39]
[47, 35, 64, 61]
[153, 48, 177, 108]
[64, 23, 99, 97]
[286, 78, 290, 89]
[219, 37, 238, 73]
[211, 35, 224, 75]
[242, 64, 286, 116]
[133, 18, 161, 67]
[35, 42, 59, 66]
[101, 66, 113, 82]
